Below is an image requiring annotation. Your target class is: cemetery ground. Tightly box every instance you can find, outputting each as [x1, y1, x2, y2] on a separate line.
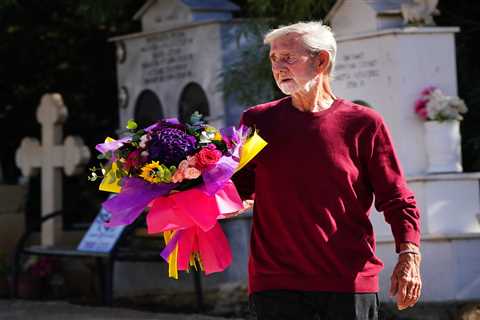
[0, 299, 243, 320]
[0, 274, 479, 320]
[1, 297, 480, 319]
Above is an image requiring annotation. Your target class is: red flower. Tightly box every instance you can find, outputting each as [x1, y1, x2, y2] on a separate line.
[124, 150, 142, 172]
[195, 147, 222, 169]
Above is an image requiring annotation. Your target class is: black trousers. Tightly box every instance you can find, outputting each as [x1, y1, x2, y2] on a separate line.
[250, 290, 379, 320]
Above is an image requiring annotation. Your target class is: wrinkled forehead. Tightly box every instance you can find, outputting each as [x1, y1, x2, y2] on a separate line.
[269, 33, 307, 54]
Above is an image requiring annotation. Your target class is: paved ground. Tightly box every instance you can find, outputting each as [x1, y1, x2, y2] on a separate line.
[0, 300, 242, 320]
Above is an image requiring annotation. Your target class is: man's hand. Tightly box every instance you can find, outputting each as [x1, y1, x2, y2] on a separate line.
[221, 200, 254, 219]
[390, 243, 422, 310]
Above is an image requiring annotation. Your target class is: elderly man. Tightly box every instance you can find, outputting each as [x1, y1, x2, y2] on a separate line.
[232, 21, 422, 320]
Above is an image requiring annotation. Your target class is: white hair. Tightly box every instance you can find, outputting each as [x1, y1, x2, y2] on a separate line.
[263, 21, 337, 75]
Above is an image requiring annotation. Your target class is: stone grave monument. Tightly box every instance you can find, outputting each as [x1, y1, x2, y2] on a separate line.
[0, 185, 25, 258]
[326, 0, 480, 302]
[0, 131, 25, 259]
[110, 0, 246, 129]
[15, 93, 91, 246]
[108, 0, 252, 301]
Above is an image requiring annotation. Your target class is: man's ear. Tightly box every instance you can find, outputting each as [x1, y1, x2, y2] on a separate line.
[315, 50, 331, 74]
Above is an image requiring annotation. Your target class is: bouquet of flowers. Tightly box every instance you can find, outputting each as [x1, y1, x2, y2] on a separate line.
[89, 112, 266, 278]
[414, 86, 468, 122]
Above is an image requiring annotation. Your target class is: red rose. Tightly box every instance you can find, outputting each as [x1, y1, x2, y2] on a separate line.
[195, 147, 222, 169]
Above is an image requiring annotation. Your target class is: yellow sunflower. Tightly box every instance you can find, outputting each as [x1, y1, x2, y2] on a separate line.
[139, 161, 164, 183]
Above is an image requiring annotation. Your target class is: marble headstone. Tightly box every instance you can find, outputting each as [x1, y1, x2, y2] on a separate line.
[327, 0, 480, 302]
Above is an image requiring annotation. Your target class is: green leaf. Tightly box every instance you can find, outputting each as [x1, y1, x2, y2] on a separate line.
[162, 165, 172, 182]
[126, 119, 138, 130]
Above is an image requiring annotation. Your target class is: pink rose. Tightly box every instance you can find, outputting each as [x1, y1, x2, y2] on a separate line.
[172, 170, 184, 183]
[186, 156, 197, 168]
[178, 160, 189, 171]
[184, 167, 201, 179]
[172, 159, 202, 182]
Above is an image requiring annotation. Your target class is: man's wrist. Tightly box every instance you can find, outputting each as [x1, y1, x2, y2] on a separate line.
[399, 242, 420, 253]
[398, 249, 420, 256]
[398, 242, 421, 262]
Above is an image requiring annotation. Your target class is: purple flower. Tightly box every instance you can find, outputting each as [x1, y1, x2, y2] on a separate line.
[149, 126, 197, 166]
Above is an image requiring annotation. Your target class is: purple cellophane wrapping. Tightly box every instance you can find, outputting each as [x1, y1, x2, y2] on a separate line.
[103, 177, 177, 227]
[160, 230, 184, 261]
[202, 126, 250, 195]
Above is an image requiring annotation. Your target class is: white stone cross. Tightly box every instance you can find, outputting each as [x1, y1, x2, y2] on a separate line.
[15, 93, 90, 246]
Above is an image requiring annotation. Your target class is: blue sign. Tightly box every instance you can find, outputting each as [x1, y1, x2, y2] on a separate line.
[77, 204, 126, 253]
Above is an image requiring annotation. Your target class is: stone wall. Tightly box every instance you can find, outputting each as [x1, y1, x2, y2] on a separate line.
[0, 185, 26, 254]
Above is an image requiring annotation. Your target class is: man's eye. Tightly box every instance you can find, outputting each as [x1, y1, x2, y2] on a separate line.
[286, 56, 296, 64]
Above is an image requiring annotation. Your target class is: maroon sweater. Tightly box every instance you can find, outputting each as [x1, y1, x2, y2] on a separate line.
[233, 97, 421, 294]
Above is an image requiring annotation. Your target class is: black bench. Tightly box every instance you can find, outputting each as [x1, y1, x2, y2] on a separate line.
[11, 210, 204, 309]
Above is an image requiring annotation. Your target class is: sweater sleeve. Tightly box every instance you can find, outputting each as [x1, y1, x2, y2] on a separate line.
[231, 110, 256, 201]
[364, 118, 421, 252]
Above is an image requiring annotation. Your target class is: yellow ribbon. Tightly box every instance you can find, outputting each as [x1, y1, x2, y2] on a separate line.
[163, 231, 179, 279]
[189, 252, 204, 272]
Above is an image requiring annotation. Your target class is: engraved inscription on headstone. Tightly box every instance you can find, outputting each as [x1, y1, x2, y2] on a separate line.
[334, 51, 380, 89]
[141, 31, 194, 85]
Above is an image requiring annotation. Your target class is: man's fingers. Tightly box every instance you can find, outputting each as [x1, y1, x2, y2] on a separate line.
[243, 200, 254, 208]
[398, 280, 408, 308]
[407, 283, 419, 307]
[409, 281, 422, 307]
[403, 281, 416, 306]
[390, 274, 398, 296]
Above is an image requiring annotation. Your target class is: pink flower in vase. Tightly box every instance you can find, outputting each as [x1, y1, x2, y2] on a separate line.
[414, 98, 429, 120]
[421, 86, 437, 96]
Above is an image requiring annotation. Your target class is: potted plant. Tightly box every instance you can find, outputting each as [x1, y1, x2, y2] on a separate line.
[414, 86, 468, 173]
[17, 256, 60, 299]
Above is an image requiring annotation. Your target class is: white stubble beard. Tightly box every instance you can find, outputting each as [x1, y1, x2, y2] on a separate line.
[277, 75, 320, 96]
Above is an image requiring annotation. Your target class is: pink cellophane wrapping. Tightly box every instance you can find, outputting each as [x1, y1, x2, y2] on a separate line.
[146, 180, 242, 274]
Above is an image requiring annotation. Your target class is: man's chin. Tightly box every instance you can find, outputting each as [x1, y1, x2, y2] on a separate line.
[278, 83, 298, 95]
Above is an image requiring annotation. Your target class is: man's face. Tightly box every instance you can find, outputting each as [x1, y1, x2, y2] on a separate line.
[269, 33, 318, 95]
